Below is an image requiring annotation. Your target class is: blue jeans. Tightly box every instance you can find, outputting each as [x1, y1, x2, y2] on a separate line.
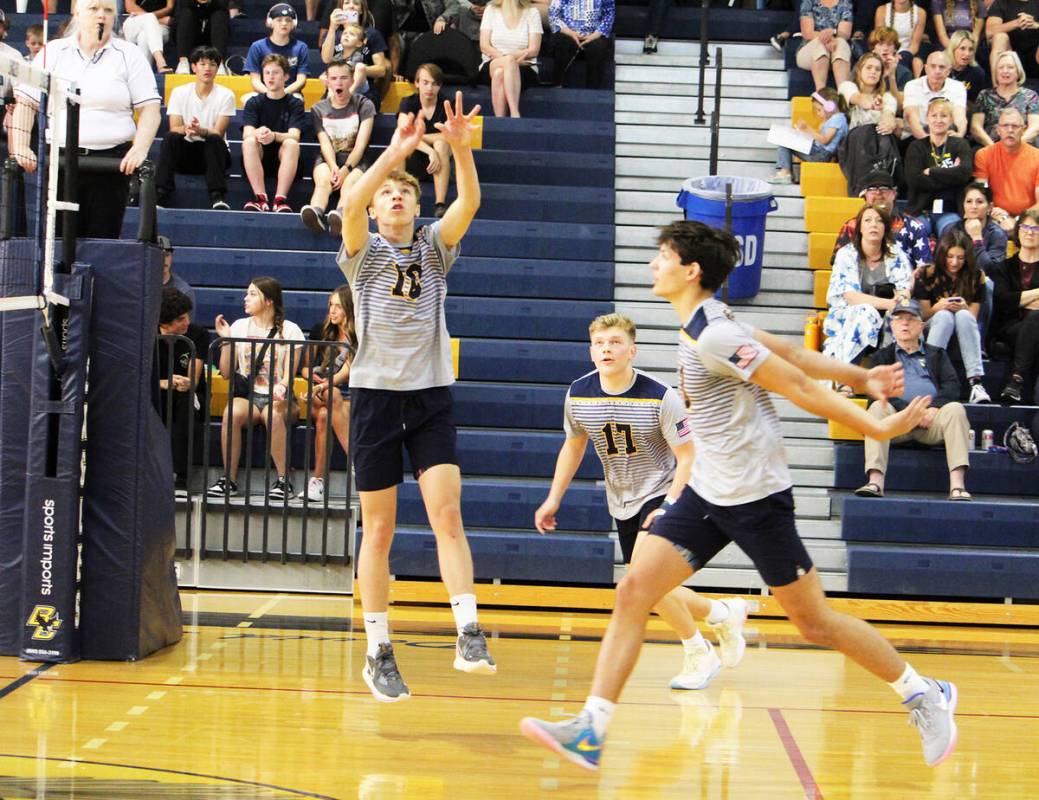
[980, 277, 994, 351]
[917, 212, 962, 241]
[776, 142, 833, 172]
[927, 308, 984, 378]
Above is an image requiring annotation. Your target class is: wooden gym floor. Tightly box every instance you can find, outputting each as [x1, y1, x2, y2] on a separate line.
[1, 588, 1038, 799]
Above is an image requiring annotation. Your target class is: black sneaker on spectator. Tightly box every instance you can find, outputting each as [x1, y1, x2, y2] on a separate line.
[643, 34, 658, 54]
[1001, 374, 1024, 404]
[207, 476, 239, 497]
[434, 202, 447, 219]
[268, 476, 293, 502]
[156, 191, 170, 208]
[301, 204, 327, 234]
[210, 193, 230, 210]
[326, 209, 343, 237]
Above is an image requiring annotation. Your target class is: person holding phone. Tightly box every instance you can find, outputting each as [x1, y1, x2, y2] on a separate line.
[914, 228, 991, 403]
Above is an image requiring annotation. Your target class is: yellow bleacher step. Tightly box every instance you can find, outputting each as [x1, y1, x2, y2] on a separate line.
[809, 231, 838, 269]
[829, 396, 868, 441]
[163, 73, 327, 109]
[799, 162, 846, 198]
[790, 96, 815, 132]
[804, 195, 862, 234]
[813, 269, 830, 309]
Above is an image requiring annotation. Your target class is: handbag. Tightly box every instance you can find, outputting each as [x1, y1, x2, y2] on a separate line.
[231, 327, 278, 398]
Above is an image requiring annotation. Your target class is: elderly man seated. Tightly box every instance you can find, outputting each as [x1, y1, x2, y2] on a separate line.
[973, 107, 1039, 220]
[855, 298, 973, 501]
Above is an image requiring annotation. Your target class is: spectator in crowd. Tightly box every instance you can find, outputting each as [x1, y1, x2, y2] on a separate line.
[173, 0, 231, 73]
[903, 50, 968, 139]
[824, 204, 915, 371]
[300, 58, 376, 234]
[12, 0, 160, 240]
[870, 25, 914, 102]
[24, 24, 44, 60]
[915, 228, 992, 402]
[159, 235, 196, 305]
[970, 51, 1039, 146]
[0, 12, 22, 115]
[322, 0, 392, 110]
[642, 0, 671, 54]
[986, 0, 1039, 81]
[973, 107, 1039, 217]
[946, 30, 988, 104]
[795, 0, 853, 91]
[547, 0, 614, 89]
[839, 52, 899, 133]
[855, 298, 972, 500]
[156, 46, 235, 211]
[246, 4, 310, 97]
[931, 0, 985, 57]
[156, 288, 210, 487]
[242, 54, 307, 213]
[875, 0, 927, 74]
[905, 98, 974, 235]
[990, 208, 1039, 403]
[479, 0, 542, 118]
[122, 0, 175, 72]
[833, 170, 935, 270]
[401, 0, 482, 85]
[208, 277, 306, 501]
[299, 285, 357, 502]
[953, 181, 1008, 274]
[331, 23, 371, 98]
[399, 63, 452, 217]
[769, 88, 848, 184]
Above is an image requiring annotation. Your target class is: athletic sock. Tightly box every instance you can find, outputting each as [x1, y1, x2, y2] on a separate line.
[706, 599, 730, 625]
[583, 695, 616, 739]
[888, 662, 930, 701]
[363, 612, 390, 658]
[450, 593, 478, 634]
[681, 630, 707, 653]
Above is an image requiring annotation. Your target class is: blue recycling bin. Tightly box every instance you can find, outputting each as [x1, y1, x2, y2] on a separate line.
[676, 176, 777, 300]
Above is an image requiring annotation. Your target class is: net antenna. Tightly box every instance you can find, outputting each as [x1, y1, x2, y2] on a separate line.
[0, 52, 80, 373]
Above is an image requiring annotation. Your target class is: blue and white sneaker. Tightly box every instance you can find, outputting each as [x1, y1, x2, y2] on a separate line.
[520, 710, 603, 771]
[905, 678, 958, 766]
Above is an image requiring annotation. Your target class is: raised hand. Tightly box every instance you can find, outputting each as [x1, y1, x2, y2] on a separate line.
[434, 91, 482, 148]
[863, 362, 905, 402]
[214, 314, 231, 338]
[391, 110, 426, 156]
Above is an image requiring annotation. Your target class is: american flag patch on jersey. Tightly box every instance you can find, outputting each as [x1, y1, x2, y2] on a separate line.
[728, 344, 759, 370]
[676, 418, 691, 437]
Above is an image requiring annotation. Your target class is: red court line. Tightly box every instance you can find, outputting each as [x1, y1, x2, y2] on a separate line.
[769, 708, 823, 800]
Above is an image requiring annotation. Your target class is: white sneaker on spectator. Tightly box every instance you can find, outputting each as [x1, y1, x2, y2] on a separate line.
[969, 382, 991, 404]
[298, 476, 324, 502]
[175, 59, 190, 74]
[767, 171, 793, 185]
[643, 34, 658, 54]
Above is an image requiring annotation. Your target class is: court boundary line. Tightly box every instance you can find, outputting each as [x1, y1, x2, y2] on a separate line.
[0, 753, 338, 799]
[768, 708, 824, 800]
[0, 663, 54, 701]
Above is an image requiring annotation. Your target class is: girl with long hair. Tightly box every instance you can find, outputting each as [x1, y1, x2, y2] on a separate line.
[916, 228, 991, 402]
[839, 52, 899, 134]
[300, 286, 358, 502]
[208, 277, 306, 500]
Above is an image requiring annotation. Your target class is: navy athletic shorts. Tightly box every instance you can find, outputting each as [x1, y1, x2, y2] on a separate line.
[349, 386, 458, 492]
[614, 495, 666, 565]
[648, 485, 814, 587]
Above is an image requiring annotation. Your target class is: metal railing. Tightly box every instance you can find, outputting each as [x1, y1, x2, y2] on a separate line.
[155, 335, 354, 567]
[691, 0, 725, 177]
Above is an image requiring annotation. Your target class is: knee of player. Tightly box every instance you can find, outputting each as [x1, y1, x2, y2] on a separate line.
[360, 523, 395, 552]
[429, 502, 464, 534]
[789, 609, 837, 647]
[614, 570, 662, 613]
[281, 138, 300, 154]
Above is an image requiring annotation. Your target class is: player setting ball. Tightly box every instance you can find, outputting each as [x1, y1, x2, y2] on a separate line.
[520, 220, 957, 771]
[339, 93, 492, 702]
[535, 312, 751, 690]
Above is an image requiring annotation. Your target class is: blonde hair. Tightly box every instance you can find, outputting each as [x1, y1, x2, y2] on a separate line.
[926, 97, 954, 117]
[385, 168, 421, 199]
[588, 313, 637, 341]
[944, 29, 977, 67]
[994, 50, 1026, 88]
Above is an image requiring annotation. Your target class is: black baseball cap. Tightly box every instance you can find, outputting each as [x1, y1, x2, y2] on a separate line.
[859, 171, 897, 196]
[269, 3, 297, 19]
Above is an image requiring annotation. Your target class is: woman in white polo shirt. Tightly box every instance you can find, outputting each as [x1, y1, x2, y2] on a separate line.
[479, 0, 542, 118]
[11, 0, 161, 239]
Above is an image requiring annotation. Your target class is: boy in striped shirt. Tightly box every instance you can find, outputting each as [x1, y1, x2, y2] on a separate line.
[522, 221, 958, 772]
[535, 313, 749, 691]
[339, 93, 490, 703]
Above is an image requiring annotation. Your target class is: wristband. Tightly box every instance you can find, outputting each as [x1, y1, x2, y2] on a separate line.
[662, 496, 678, 509]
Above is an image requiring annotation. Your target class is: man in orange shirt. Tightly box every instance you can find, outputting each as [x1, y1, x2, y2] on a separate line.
[973, 108, 1039, 217]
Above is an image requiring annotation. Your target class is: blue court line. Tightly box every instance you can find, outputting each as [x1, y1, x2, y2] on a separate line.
[0, 663, 55, 701]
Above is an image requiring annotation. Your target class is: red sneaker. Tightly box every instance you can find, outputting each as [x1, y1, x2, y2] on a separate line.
[272, 196, 292, 213]
[244, 195, 269, 212]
